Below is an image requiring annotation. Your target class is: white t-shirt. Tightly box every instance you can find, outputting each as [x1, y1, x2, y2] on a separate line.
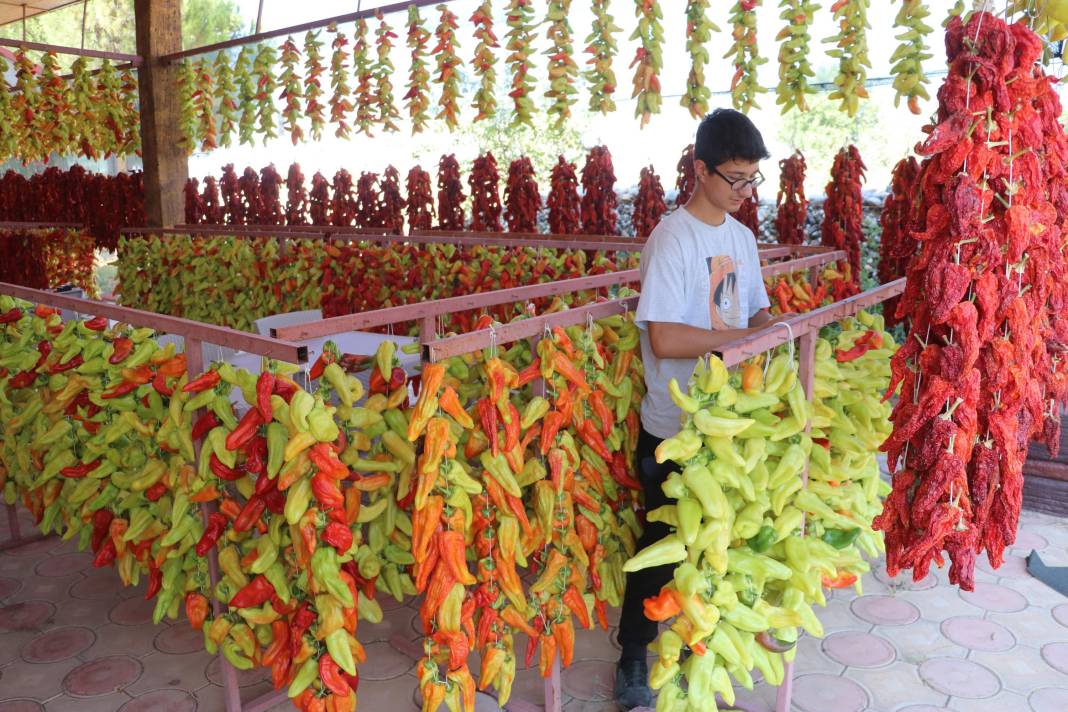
[635, 208, 770, 439]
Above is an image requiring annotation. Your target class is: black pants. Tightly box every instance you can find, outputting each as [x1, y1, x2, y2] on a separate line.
[616, 426, 680, 662]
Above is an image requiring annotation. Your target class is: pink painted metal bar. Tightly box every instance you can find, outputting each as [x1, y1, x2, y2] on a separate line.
[412, 227, 642, 244]
[0, 221, 83, 229]
[0, 282, 307, 363]
[272, 270, 641, 340]
[545, 656, 564, 712]
[760, 249, 846, 280]
[427, 297, 640, 362]
[0, 37, 142, 63]
[717, 279, 905, 367]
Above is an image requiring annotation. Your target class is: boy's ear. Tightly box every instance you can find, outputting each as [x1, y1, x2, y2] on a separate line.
[694, 158, 710, 181]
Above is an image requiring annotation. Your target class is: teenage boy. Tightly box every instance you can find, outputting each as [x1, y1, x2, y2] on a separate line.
[615, 108, 792, 709]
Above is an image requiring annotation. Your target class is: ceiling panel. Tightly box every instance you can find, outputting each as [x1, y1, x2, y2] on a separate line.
[0, 1, 83, 28]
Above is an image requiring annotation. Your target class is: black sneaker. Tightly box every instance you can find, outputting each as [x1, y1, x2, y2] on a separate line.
[614, 657, 653, 710]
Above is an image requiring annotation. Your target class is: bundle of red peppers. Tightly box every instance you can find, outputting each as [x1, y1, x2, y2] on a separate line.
[0, 166, 143, 251]
[548, 156, 581, 235]
[774, 151, 808, 245]
[820, 145, 866, 290]
[580, 146, 618, 236]
[675, 144, 696, 208]
[0, 228, 97, 296]
[876, 13, 1068, 590]
[437, 154, 466, 231]
[633, 165, 667, 238]
[468, 152, 503, 232]
[504, 157, 541, 233]
[732, 187, 760, 237]
[877, 156, 920, 329]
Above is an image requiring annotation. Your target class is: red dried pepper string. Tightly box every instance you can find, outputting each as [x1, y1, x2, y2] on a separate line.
[381, 166, 405, 235]
[733, 185, 760, 237]
[876, 12, 1068, 592]
[285, 164, 308, 225]
[774, 151, 807, 246]
[437, 154, 466, 230]
[504, 157, 540, 233]
[548, 156, 580, 235]
[633, 165, 666, 238]
[580, 146, 618, 235]
[468, 152, 502, 232]
[674, 144, 695, 208]
[405, 165, 435, 231]
[878, 156, 920, 328]
[821, 145, 866, 289]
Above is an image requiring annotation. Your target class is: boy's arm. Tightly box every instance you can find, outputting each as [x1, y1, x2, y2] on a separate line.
[648, 321, 759, 359]
[749, 308, 775, 328]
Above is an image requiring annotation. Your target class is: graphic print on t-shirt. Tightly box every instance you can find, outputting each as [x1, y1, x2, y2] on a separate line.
[707, 254, 742, 329]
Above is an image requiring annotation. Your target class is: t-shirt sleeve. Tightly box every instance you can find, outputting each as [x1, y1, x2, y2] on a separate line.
[747, 238, 771, 317]
[636, 230, 688, 330]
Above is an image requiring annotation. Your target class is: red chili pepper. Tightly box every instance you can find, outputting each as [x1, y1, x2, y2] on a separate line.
[91, 509, 114, 552]
[256, 371, 276, 421]
[578, 419, 612, 461]
[319, 654, 351, 696]
[84, 316, 108, 331]
[311, 471, 345, 509]
[8, 370, 36, 389]
[101, 381, 139, 399]
[323, 521, 353, 553]
[609, 452, 641, 491]
[228, 574, 276, 609]
[477, 398, 499, 456]
[309, 351, 335, 381]
[273, 377, 297, 402]
[93, 539, 117, 568]
[144, 481, 168, 501]
[246, 436, 269, 478]
[209, 453, 245, 481]
[182, 370, 221, 393]
[233, 495, 266, 533]
[144, 564, 163, 599]
[151, 372, 174, 396]
[59, 458, 102, 479]
[191, 411, 220, 441]
[0, 307, 23, 324]
[109, 337, 133, 364]
[225, 408, 265, 451]
[195, 512, 228, 556]
[49, 354, 84, 373]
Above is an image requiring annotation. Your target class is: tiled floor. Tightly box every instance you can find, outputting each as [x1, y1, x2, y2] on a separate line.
[2, 504, 1068, 712]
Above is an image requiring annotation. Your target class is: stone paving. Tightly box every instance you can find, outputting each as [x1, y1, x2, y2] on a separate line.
[2, 504, 1068, 712]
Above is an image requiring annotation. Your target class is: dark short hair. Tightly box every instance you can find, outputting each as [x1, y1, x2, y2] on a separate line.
[694, 108, 770, 171]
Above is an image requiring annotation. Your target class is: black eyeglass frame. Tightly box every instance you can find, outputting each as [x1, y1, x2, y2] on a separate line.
[709, 166, 765, 192]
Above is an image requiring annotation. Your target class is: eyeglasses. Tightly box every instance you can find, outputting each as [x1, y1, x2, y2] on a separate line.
[710, 167, 765, 192]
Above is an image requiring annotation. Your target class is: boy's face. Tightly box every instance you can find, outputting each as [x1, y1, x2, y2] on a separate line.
[695, 158, 761, 213]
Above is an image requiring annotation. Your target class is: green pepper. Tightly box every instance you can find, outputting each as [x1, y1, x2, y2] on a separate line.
[676, 497, 702, 547]
[821, 527, 862, 550]
[266, 422, 287, 478]
[263, 562, 291, 604]
[311, 547, 354, 607]
[622, 535, 687, 573]
[747, 525, 777, 553]
[284, 477, 312, 525]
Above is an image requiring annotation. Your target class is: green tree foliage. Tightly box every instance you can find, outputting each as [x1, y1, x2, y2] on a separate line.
[0, 0, 245, 64]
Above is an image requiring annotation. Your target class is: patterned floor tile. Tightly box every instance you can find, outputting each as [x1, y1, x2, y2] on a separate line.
[988, 606, 1067, 649]
[20, 626, 95, 663]
[847, 662, 949, 712]
[1013, 530, 1050, 553]
[814, 597, 866, 631]
[959, 582, 1029, 614]
[1029, 686, 1068, 712]
[851, 594, 920, 626]
[82, 622, 160, 659]
[153, 623, 204, 655]
[0, 657, 81, 701]
[945, 691, 1028, 712]
[0, 700, 46, 712]
[68, 571, 129, 601]
[116, 688, 197, 712]
[62, 656, 142, 698]
[570, 625, 620, 663]
[0, 600, 56, 631]
[44, 693, 133, 711]
[973, 645, 1068, 697]
[0, 576, 23, 600]
[896, 706, 950, 712]
[47, 597, 112, 629]
[792, 633, 846, 676]
[353, 640, 417, 681]
[1041, 642, 1068, 677]
[1053, 603, 1068, 629]
[9, 575, 82, 606]
[203, 657, 270, 688]
[918, 657, 1001, 699]
[998, 576, 1068, 610]
[5, 537, 65, 559]
[0, 630, 37, 667]
[897, 586, 986, 623]
[360, 603, 419, 643]
[504, 664, 546, 708]
[939, 616, 1015, 652]
[34, 554, 92, 579]
[108, 597, 156, 627]
[874, 618, 968, 664]
[561, 659, 615, 702]
[124, 650, 214, 696]
[821, 630, 896, 668]
[792, 673, 869, 712]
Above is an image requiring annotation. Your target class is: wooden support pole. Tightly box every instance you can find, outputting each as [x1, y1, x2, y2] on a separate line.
[134, 0, 187, 228]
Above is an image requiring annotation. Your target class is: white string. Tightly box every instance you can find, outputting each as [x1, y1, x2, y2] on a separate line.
[488, 323, 497, 359]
